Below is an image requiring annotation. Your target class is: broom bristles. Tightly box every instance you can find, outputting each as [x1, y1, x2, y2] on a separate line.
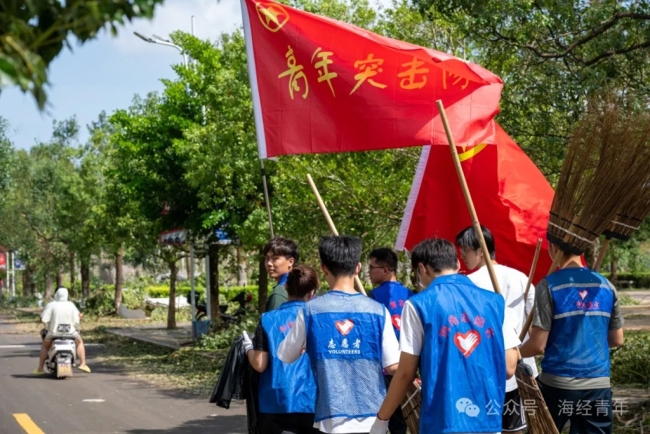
[549, 90, 650, 254]
[515, 365, 560, 434]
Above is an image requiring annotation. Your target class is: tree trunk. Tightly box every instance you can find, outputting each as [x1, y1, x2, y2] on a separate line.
[610, 244, 619, 284]
[69, 251, 75, 297]
[56, 269, 63, 288]
[167, 260, 178, 330]
[258, 248, 268, 313]
[81, 255, 91, 298]
[45, 274, 53, 300]
[585, 238, 598, 269]
[22, 267, 30, 297]
[237, 246, 247, 287]
[114, 247, 124, 314]
[209, 244, 220, 323]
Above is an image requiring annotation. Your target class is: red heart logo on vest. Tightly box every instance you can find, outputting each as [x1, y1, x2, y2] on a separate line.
[454, 330, 481, 357]
[391, 314, 402, 330]
[335, 319, 354, 336]
[579, 290, 588, 300]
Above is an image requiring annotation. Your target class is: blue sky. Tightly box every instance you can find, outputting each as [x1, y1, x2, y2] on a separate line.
[1, 0, 243, 150]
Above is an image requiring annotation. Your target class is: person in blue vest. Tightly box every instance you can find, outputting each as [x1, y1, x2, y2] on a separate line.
[370, 238, 520, 434]
[264, 237, 300, 312]
[367, 247, 413, 434]
[519, 242, 625, 434]
[279, 235, 400, 434]
[242, 264, 319, 434]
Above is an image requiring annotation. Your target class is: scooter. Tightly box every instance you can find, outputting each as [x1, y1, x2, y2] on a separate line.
[40, 325, 77, 379]
[187, 291, 253, 324]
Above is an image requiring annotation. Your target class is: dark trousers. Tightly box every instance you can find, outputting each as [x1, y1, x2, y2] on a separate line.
[258, 412, 319, 434]
[384, 375, 408, 434]
[537, 379, 613, 434]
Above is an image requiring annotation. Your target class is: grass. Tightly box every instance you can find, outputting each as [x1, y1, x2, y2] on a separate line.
[84, 329, 228, 397]
[620, 295, 641, 306]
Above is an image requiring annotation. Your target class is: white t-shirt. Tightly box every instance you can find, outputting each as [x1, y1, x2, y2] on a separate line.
[278, 305, 400, 433]
[399, 300, 519, 434]
[41, 301, 80, 335]
[468, 264, 539, 391]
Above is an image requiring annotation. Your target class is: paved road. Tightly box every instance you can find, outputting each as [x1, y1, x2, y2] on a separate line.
[0, 330, 247, 433]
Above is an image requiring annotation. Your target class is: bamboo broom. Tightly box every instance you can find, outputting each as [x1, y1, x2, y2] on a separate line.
[436, 100, 559, 434]
[592, 107, 650, 271]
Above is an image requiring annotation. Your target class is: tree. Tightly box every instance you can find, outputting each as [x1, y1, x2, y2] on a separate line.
[108, 86, 204, 328]
[0, 117, 13, 198]
[407, 1, 650, 179]
[0, 0, 166, 109]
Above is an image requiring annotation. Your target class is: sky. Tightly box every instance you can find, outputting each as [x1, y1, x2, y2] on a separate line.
[1, 0, 244, 150]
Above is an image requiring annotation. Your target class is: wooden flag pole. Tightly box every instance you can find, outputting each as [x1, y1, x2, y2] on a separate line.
[436, 99, 559, 434]
[306, 174, 367, 296]
[435, 100, 502, 296]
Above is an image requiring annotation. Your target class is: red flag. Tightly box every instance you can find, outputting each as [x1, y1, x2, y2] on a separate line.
[396, 124, 554, 283]
[241, 0, 503, 158]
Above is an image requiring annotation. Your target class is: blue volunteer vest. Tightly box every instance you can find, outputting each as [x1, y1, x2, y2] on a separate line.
[303, 291, 387, 422]
[370, 281, 414, 340]
[409, 274, 506, 434]
[259, 300, 316, 414]
[542, 267, 614, 379]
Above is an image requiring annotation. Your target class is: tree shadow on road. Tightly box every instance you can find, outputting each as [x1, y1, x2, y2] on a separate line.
[124, 415, 248, 434]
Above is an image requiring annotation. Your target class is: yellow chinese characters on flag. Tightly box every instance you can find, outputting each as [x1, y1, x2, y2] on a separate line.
[241, 0, 503, 158]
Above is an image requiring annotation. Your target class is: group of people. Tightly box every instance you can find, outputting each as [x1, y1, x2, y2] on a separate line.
[244, 226, 624, 434]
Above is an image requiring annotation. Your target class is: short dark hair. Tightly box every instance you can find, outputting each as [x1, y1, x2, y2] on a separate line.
[319, 235, 362, 277]
[455, 225, 495, 259]
[286, 265, 320, 299]
[411, 238, 458, 272]
[369, 248, 398, 273]
[263, 237, 299, 263]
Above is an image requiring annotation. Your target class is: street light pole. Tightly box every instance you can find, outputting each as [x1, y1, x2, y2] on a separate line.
[134, 31, 190, 96]
[134, 31, 189, 70]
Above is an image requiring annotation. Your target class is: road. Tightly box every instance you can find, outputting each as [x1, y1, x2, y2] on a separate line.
[0, 325, 247, 433]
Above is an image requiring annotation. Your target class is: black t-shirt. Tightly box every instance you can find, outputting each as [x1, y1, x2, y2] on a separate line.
[254, 320, 269, 352]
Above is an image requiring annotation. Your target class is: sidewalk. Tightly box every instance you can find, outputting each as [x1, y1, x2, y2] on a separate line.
[106, 322, 193, 350]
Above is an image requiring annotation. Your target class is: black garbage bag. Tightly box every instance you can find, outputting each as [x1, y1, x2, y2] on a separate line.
[209, 335, 247, 408]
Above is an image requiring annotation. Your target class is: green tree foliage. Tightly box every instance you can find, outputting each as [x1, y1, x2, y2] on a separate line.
[0, 0, 166, 109]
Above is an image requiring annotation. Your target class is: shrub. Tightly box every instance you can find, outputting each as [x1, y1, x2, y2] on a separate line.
[2, 295, 40, 308]
[197, 314, 261, 351]
[601, 272, 650, 288]
[84, 287, 115, 316]
[611, 332, 650, 386]
[145, 285, 260, 305]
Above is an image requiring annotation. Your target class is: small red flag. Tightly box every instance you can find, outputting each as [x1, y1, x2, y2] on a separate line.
[396, 124, 554, 283]
[241, 0, 503, 158]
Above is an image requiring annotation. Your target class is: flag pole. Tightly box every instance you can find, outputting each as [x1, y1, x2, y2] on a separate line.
[306, 174, 367, 296]
[435, 100, 502, 296]
[241, 0, 274, 239]
[260, 160, 275, 239]
[436, 99, 559, 434]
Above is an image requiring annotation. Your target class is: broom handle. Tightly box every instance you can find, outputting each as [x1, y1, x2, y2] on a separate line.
[519, 249, 564, 340]
[306, 174, 367, 296]
[523, 239, 543, 302]
[517, 239, 542, 342]
[593, 238, 611, 272]
[436, 100, 502, 296]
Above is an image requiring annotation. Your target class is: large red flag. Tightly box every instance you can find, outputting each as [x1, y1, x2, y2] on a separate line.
[396, 124, 554, 283]
[241, 0, 503, 158]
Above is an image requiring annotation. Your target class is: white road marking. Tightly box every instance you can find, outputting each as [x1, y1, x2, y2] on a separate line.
[0, 343, 104, 348]
[82, 399, 106, 403]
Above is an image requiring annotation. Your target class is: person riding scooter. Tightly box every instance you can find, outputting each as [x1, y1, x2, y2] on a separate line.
[34, 287, 91, 374]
